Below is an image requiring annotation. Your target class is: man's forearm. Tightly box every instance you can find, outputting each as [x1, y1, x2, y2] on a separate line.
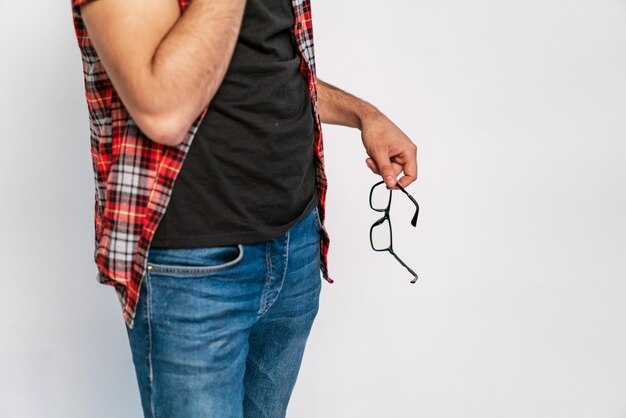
[151, 0, 247, 117]
[316, 77, 418, 189]
[80, 0, 247, 145]
[150, 0, 247, 144]
[316, 78, 381, 130]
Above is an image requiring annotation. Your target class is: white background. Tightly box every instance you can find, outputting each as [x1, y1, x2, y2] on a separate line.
[1, 0, 625, 417]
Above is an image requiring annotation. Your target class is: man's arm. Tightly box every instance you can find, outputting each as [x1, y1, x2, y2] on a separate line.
[316, 78, 418, 189]
[79, 0, 247, 146]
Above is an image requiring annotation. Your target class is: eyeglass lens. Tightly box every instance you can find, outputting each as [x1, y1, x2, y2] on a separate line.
[370, 182, 392, 210]
[370, 217, 392, 250]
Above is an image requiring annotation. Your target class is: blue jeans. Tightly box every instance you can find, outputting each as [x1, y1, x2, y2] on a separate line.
[125, 206, 324, 418]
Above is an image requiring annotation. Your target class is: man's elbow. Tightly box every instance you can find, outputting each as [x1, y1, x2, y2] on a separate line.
[134, 110, 189, 147]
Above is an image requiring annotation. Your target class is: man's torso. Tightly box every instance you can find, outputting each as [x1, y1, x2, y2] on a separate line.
[150, 0, 318, 248]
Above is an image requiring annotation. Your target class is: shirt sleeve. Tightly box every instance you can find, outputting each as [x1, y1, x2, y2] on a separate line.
[72, 0, 99, 8]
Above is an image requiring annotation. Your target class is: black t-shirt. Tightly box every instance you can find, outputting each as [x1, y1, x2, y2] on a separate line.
[150, 0, 318, 248]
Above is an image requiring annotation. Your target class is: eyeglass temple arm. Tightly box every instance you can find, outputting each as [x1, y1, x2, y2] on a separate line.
[389, 249, 418, 284]
[395, 184, 419, 227]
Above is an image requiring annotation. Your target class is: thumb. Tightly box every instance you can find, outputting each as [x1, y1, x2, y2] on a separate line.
[370, 148, 397, 188]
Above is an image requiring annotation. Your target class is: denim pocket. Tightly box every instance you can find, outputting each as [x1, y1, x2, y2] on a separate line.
[146, 244, 244, 277]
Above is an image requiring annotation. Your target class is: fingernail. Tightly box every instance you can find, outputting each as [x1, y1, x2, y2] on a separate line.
[385, 175, 395, 187]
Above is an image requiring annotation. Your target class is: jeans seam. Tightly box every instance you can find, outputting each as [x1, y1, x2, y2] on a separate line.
[259, 241, 272, 315]
[260, 231, 291, 316]
[314, 206, 323, 232]
[278, 231, 290, 292]
[146, 275, 156, 418]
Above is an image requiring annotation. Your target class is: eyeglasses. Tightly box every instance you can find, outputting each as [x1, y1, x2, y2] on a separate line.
[369, 180, 419, 283]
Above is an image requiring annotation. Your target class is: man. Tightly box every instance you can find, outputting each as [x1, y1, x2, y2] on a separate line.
[71, 0, 417, 416]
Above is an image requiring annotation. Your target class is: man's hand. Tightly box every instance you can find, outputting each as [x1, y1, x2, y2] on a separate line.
[360, 109, 418, 190]
[316, 78, 418, 190]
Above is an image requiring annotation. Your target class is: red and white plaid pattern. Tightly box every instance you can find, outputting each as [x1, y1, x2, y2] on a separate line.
[71, 0, 334, 329]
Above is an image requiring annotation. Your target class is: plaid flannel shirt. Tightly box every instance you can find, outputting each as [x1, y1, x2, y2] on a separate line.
[71, 0, 334, 329]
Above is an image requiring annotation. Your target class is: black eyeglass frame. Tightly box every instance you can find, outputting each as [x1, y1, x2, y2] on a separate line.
[369, 180, 419, 283]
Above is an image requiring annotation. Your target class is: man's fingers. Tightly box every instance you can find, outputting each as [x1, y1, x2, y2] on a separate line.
[365, 157, 378, 174]
[396, 152, 418, 188]
[366, 157, 403, 178]
[369, 148, 397, 188]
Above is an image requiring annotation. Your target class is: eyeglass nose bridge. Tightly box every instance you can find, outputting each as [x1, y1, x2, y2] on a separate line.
[371, 215, 388, 227]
